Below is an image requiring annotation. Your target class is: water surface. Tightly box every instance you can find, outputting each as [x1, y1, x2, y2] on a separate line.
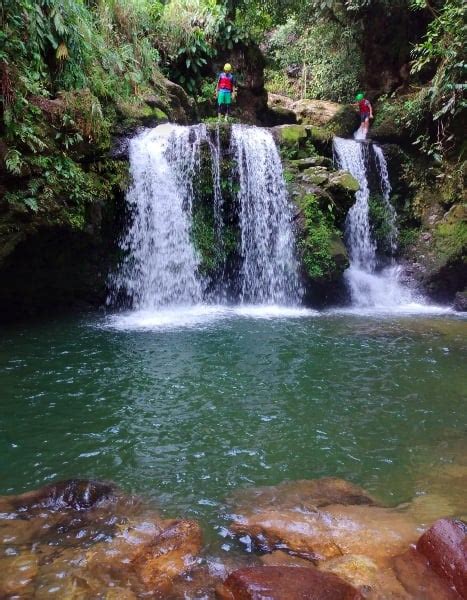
[1, 309, 466, 539]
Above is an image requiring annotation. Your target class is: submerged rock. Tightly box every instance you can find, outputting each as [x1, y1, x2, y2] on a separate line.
[392, 548, 461, 600]
[228, 478, 377, 515]
[228, 478, 419, 565]
[0, 480, 203, 599]
[231, 504, 420, 564]
[216, 566, 363, 600]
[319, 554, 410, 599]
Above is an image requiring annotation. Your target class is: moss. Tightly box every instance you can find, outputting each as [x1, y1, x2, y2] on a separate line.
[368, 195, 395, 255]
[275, 125, 308, 145]
[191, 203, 238, 277]
[298, 194, 348, 281]
[434, 219, 467, 261]
[328, 171, 359, 192]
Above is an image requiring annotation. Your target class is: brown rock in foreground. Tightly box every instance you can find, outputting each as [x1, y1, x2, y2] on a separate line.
[416, 519, 467, 598]
[216, 566, 363, 600]
[231, 504, 420, 564]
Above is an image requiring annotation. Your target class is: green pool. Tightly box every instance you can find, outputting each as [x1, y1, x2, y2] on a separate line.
[1, 307, 466, 539]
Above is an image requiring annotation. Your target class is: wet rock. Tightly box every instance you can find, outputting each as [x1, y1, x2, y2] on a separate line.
[0, 552, 39, 596]
[231, 504, 419, 564]
[132, 519, 203, 591]
[393, 548, 461, 600]
[1, 479, 116, 512]
[260, 550, 315, 568]
[320, 554, 410, 599]
[216, 566, 363, 599]
[416, 518, 467, 598]
[228, 478, 377, 515]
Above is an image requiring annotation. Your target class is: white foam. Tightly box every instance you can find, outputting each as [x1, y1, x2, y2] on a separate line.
[105, 304, 317, 331]
[326, 303, 454, 317]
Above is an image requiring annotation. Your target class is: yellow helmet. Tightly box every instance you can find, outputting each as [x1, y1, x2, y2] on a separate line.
[223, 63, 232, 72]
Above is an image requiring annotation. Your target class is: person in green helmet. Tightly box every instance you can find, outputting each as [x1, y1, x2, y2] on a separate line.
[355, 92, 373, 138]
[215, 63, 236, 121]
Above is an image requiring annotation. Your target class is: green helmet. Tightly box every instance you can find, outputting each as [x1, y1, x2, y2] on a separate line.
[355, 92, 364, 101]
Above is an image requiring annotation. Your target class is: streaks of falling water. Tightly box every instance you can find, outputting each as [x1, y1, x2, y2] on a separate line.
[110, 124, 205, 309]
[374, 144, 398, 254]
[333, 137, 416, 308]
[231, 125, 302, 305]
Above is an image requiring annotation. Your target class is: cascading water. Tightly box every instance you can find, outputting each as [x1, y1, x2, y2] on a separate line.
[110, 123, 302, 315]
[111, 124, 205, 309]
[231, 125, 302, 304]
[333, 137, 415, 308]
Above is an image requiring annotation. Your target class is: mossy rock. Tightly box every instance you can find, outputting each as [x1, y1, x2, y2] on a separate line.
[327, 105, 359, 138]
[116, 100, 168, 129]
[302, 166, 329, 186]
[273, 124, 308, 146]
[327, 171, 359, 193]
[289, 156, 333, 170]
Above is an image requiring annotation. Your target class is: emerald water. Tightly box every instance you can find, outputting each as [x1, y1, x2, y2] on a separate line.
[1, 309, 466, 541]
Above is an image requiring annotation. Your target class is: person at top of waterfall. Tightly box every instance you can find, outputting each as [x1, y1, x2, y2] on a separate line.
[355, 92, 373, 138]
[215, 63, 236, 121]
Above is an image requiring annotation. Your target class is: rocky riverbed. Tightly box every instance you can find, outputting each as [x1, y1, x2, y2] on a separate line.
[1, 476, 465, 599]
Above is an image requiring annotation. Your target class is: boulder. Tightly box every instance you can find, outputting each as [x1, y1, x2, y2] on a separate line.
[272, 124, 308, 146]
[0, 479, 116, 513]
[230, 504, 420, 564]
[292, 99, 343, 127]
[327, 106, 360, 138]
[216, 566, 363, 600]
[328, 171, 360, 193]
[416, 519, 467, 598]
[163, 78, 196, 123]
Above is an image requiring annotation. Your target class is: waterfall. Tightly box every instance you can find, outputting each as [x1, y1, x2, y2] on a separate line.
[110, 123, 302, 311]
[333, 137, 414, 308]
[231, 125, 302, 304]
[111, 124, 205, 309]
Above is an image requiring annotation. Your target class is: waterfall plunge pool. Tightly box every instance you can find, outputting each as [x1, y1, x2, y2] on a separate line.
[1, 310, 465, 532]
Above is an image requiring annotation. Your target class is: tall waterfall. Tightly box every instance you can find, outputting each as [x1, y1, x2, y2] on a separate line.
[231, 125, 302, 304]
[333, 137, 414, 308]
[110, 123, 302, 311]
[111, 124, 204, 309]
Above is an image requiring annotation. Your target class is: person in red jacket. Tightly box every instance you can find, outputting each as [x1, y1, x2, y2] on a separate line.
[355, 92, 373, 138]
[215, 63, 236, 121]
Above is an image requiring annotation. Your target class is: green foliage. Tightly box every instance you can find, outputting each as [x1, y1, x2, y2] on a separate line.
[299, 194, 344, 280]
[411, 0, 466, 156]
[265, 18, 363, 102]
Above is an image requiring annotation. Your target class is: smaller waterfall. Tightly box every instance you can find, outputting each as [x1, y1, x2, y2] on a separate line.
[231, 125, 302, 304]
[373, 144, 398, 253]
[333, 137, 414, 308]
[111, 124, 205, 309]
